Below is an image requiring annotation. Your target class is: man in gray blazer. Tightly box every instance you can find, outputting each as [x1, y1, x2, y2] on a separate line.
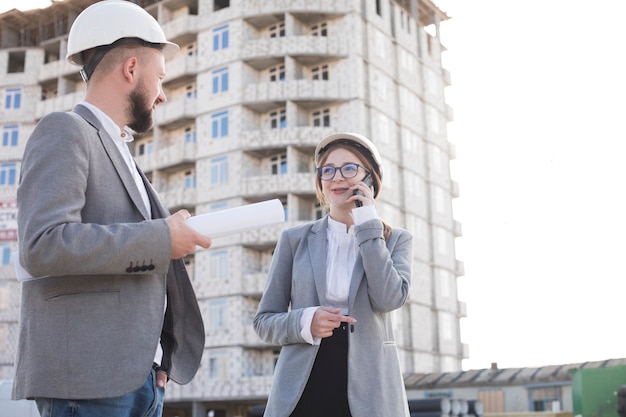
[12, 2, 211, 416]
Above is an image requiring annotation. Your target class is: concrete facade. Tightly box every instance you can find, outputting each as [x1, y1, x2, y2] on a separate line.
[0, 0, 463, 415]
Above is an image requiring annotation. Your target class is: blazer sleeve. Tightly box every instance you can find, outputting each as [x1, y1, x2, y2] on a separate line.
[356, 219, 413, 313]
[253, 228, 308, 346]
[17, 112, 172, 278]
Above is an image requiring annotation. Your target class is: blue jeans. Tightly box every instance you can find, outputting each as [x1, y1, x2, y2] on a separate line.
[35, 368, 164, 417]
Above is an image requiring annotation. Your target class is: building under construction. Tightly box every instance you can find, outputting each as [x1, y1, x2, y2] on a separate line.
[0, 0, 463, 415]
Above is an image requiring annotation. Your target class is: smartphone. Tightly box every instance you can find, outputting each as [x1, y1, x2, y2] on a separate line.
[353, 173, 373, 207]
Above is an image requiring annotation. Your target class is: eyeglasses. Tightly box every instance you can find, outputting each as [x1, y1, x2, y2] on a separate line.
[317, 163, 370, 181]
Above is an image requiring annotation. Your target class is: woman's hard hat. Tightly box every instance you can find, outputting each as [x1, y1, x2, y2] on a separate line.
[315, 132, 384, 180]
[66, 0, 179, 80]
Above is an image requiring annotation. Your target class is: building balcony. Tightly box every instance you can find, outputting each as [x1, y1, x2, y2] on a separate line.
[457, 300, 467, 318]
[242, 79, 351, 111]
[455, 260, 465, 277]
[38, 59, 77, 83]
[164, 53, 198, 85]
[242, 36, 348, 67]
[159, 186, 197, 210]
[156, 140, 196, 171]
[135, 153, 155, 173]
[154, 97, 197, 129]
[240, 126, 333, 152]
[241, 324, 265, 348]
[1, 142, 26, 162]
[243, 0, 351, 19]
[241, 272, 267, 297]
[241, 173, 315, 197]
[450, 180, 460, 198]
[235, 375, 273, 398]
[453, 220, 462, 237]
[35, 91, 83, 119]
[162, 13, 198, 46]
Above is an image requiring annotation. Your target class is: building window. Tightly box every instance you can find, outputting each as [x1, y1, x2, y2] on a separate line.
[212, 68, 229, 93]
[211, 110, 229, 138]
[271, 154, 287, 175]
[41, 87, 58, 101]
[213, 25, 229, 50]
[270, 109, 286, 129]
[529, 387, 562, 412]
[314, 203, 323, 220]
[2, 125, 18, 147]
[186, 84, 197, 99]
[436, 227, 448, 255]
[312, 108, 330, 127]
[210, 201, 229, 212]
[207, 298, 228, 329]
[208, 350, 228, 380]
[184, 170, 196, 188]
[137, 140, 153, 156]
[311, 22, 327, 36]
[214, 0, 229, 11]
[311, 65, 329, 80]
[8, 51, 25, 73]
[269, 64, 285, 82]
[4, 88, 21, 109]
[269, 22, 285, 38]
[209, 250, 229, 280]
[1, 245, 10, 266]
[375, 0, 382, 16]
[210, 156, 228, 185]
[0, 163, 17, 186]
[434, 187, 445, 214]
[185, 126, 196, 143]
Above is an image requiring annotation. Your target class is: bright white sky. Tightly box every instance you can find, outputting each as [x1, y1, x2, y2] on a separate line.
[437, 0, 626, 370]
[4, 0, 626, 371]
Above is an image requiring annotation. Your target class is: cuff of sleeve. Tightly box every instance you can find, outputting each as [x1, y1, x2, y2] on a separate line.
[351, 205, 379, 225]
[300, 306, 322, 345]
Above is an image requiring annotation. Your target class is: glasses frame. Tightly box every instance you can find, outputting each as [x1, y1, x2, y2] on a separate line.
[316, 163, 370, 181]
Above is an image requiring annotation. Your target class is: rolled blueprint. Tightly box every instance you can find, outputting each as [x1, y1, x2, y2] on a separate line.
[186, 198, 285, 238]
[15, 199, 285, 281]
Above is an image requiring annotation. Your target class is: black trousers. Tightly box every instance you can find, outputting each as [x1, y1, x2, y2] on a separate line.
[290, 323, 352, 417]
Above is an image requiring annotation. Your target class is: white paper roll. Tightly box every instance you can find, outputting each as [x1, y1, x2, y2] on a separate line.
[186, 199, 285, 238]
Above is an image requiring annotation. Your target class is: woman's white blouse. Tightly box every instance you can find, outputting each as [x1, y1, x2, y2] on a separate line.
[299, 205, 378, 345]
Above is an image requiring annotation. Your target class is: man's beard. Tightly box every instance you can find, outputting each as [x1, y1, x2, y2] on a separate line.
[127, 85, 153, 133]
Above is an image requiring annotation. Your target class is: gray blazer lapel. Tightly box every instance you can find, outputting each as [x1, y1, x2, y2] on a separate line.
[309, 217, 329, 306]
[348, 252, 365, 311]
[73, 105, 151, 220]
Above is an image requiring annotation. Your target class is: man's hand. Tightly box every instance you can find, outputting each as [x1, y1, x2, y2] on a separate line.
[156, 370, 168, 389]
[166, 210, 212, 259]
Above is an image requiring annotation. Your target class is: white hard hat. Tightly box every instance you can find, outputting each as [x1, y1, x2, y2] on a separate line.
[315, 132, 384, 180]
[66, 0, 179, 80]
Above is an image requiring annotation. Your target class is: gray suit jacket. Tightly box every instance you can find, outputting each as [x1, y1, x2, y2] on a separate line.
[12, 105, 204, 400]
[254, 216, 412, 417]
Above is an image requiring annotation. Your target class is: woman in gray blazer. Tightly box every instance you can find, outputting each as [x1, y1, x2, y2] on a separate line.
[254, 133, 412, 417]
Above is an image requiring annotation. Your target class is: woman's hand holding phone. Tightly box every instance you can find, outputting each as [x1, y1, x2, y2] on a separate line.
[352, 174, 373, 207]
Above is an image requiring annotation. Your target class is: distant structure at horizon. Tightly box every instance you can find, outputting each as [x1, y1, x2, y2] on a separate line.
[0, 0, 463, 415]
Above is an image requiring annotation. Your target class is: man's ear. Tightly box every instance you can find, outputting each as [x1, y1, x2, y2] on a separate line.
[122, 56, 139, 83]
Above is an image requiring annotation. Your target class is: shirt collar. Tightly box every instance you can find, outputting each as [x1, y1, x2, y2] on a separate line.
[79, 101, 134, 143]
[328, 216, 355, 237]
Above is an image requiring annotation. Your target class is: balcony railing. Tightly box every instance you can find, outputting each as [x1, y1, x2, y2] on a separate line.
[154, 97, 197, 128]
